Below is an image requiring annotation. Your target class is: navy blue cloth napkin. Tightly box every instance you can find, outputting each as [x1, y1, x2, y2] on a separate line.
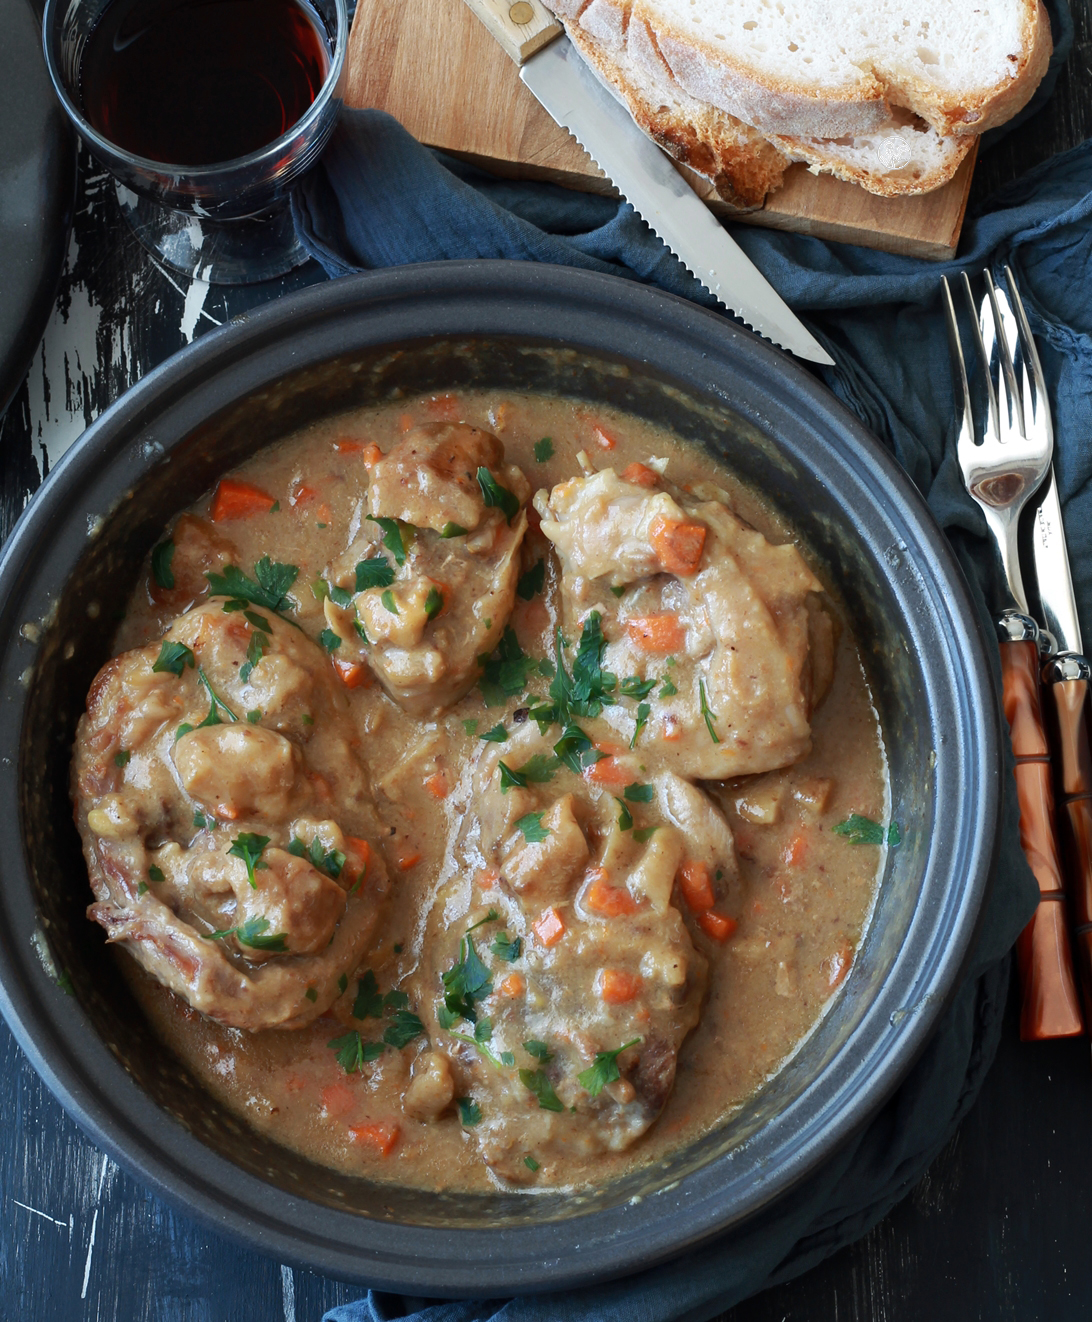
[290, 3, 1091, 1314]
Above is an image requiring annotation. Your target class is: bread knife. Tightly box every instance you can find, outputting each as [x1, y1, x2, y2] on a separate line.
[459, 0, 834, 366]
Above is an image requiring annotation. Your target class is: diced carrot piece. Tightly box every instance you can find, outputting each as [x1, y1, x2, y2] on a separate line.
[361, 442, 383, 468]
[397, 850, 422, 871]
[598, 968, 642, 1004]
[650, 515, 707, 577]
[533, 907, 567, 947]
[661, 715, 683, 742]
[698, 911, 738, 942]
[475, 866, 501, 891]
[333, 438, 367, 453]
[626, 613, 685, 654]
[823, 942, 853, 989]
[321, 1082, 357, 1119]
[333, 659, 369, 689]
[423, 771, 449, 800]
[498, 973, 526, 998]
[782, 831, 809, 867]
[425, 393, 461, 420]
[344, 836, 372, 880]
[593, 740, 625, 757]
[621, 462, 659, 488]
[678, 860, 715, 913]
[291, 483, 321, 507]
[585, 876, 639, 917]
[591, 423, 618, 451]
[398, 413, 415, 432]
[349, 1121, 400, 1156]
[584, 756, 631, 788]
[210, 478, 276, 522]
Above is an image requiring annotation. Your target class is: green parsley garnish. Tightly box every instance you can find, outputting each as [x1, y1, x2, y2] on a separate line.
[239, 621, 269, 683]
[152, 640, 195, 676]
[381, 589, 399, 615]
[441, 932, 493, 1022]
[476, 467, 520, 523]
[630, 702, 651, 749]
[202, 916, 288, 951]
[147, 865, 165, 882]
[247, 709, 262, 723]
[632, 826, 659, 844]
[327, 1030, 384, 1074]
[206, 557, 299, 615]
[327, 583, 353, 608]
[462, 718, 479, 736]
[193, 811, 215, 831]
[440, 522, 468, 538]
[517, 561, 545, 601]
[424, 586, 444, 621]
[659, 677, 678, 697]
[523, 1040, 552, 1062]
[228, 833, 270, 889]
[355, 556, 396, 591]
[305, 987, 318, 1002]
[352, 970, 384, 1020]
[477, 627, 540, 706]
[287, 835, 346, 879]
[479, 723, 508, 743]
[624, 783, 654, 803]
[577, 1038, 642, 1097]
[552, 722, 601, 775]
[533, 436, 554, 462]
[151, 539, 175, 590]
[383, 1009, 425, 1049]
[114, 749, 131, 768]
[498, 753, 560, 792]
[137, 882, 149, 896]
[524, 1156, 540, 1172]
[620, 676, 656, 699]
[616, 798, 634, 831]
[699, 677, 720, 744]
[519, 1068, 564, 1112]
[319, 627, 342, 652]
[490, 932, 522, 962]
[833, 814, 901, 846]
[516, 811, 550, 843]
[371, 517, 408, 566]
[609, 585, 625, 598]
[457, 1097, 482, 1126]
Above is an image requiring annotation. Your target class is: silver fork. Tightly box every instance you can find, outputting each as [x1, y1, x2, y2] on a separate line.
[942, 267, 1053, 614]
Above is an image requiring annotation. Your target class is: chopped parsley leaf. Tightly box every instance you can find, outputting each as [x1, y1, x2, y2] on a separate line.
[620, 676, 656, 700]
[152, 640, 195, 677]
[523, 1040, 552, 1062]
[699, 677, 720, 744]
[206, 557, 299, 615]
[147, 865, 165, 882]
[441, 933, 493, 1022]
[287, 835, 346, 879]
[559, 615, 616, 719]
[630, 702, 651, 749]
[353, 970, 384, 1020]
[888, 821, 902, 847]
[833, 814, 901, 846]
[457, 1097, 482, 1126]
[616, 798, 633, 831]
[193, 811, 215, 831]
[659, 677, 678, 697]
[633, 826, 659, 844]
[609, 585, 625, 598]
[440, 522, 468, 539]
[151, 540, 175, 590]
[577, 1037, 642, 1097]
[476, 467, 520, 523]
[478, 627, 539, 706]
[326, 583, 353, 608]
[383, 1009, 425, 1048]
[516, 811, 550, 843]
[328, 1030, 377, 1074]
[517, 561, 545, 601]
[479, 723, 508, 743]
[524, 1156, 540, 1172]
[424, 586, 444, 621]
[319, 627, 342, 652]
[228, 833, 271, 888]
[355, 556, 396, 591]
[519, 1068, 564, 1112]
[114, 750, 131, 768]
[381, 589, 399, 615]
[239, 627, 268, 683]
[305, 987, 318, 1002]
[533, 436, 554, 462]
[247, 709, 262, 723]
[553, 722, 601, 775]
[137, 881, 149, 896]
[384, 989, 410, 1011]
[465, 908, 501, 936]
[371, 517, 408, 566]
[490, 932, 521, 962]
[202, 916, 288, 951]
[192, 668, 238, 729]
[624, 783, 654, 803]
[498, 753, 560, 792]
[462, 718, 479, 737]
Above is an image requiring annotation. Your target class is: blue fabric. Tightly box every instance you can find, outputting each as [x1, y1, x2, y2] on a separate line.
[289, 3, 1090, 1315]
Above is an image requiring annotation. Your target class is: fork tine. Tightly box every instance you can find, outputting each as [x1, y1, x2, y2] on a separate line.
[941, 277, 974, 458]
[961, 272, 998, 442]
[983, 269, 1025, 440]
[1003, 264, 1053, 451]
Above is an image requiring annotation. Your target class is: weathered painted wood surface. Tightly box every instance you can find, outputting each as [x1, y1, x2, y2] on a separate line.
[0, 4, 1089, 1313]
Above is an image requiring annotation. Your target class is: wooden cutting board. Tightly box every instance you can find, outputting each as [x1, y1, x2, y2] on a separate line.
[342, 0, 977, 261]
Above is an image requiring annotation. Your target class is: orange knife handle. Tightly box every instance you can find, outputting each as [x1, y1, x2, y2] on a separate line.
[1000, 626, 1085, 1039]
[1042, 654, 1092, 1026]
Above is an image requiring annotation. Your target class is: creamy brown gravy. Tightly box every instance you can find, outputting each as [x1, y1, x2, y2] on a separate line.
[107, 390, 884, 1192]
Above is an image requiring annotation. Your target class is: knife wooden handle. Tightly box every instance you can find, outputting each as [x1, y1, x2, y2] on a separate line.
[1001, 636, 1085, 1039]
[460, 0, 561, 63]
[1042, 660, 1092, 1025]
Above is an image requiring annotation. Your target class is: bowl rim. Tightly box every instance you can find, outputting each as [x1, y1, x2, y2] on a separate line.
[0, 260, 1001, 1294]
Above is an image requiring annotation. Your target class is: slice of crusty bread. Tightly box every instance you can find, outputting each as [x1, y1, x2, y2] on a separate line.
[558, 0, 1052, 140]
[564, 10, 975, 205]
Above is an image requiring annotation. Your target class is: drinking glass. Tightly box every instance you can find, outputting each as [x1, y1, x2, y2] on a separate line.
[42, 0, 347, 285]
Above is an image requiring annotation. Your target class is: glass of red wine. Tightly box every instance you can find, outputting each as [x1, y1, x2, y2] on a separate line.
[43, 0, 347, 284]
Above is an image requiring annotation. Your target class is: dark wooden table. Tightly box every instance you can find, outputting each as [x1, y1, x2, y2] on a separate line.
[1, 7, 1090, 1316]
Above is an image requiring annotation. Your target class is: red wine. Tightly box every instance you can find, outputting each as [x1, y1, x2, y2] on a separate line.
[80, 0, 330, 166]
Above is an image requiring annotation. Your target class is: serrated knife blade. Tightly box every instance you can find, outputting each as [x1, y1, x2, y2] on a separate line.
[519, 36, 834, 366]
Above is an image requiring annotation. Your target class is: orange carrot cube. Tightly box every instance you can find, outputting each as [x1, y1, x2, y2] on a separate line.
[333, 659, 369, 689]
[321, 1081, 357, 1119]
[423, 771, 449, 800]
[626, 613, 685, 654]
[650, 516, 707, 576]
[598, 969, 642, 1004]
[621, 462, 659, 488]
[210, 478, 276, 522]
[698, 911, 738, 942]
[349, 1121, 400, 1156]
[678, 860, 715, 913]
[533, 907, 567, 947]
[498, 973, 526, 998]
[585, 877, 639, 917]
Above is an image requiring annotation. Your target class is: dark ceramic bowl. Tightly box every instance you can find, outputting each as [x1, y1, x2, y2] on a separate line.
[0, 262, 999, 1293]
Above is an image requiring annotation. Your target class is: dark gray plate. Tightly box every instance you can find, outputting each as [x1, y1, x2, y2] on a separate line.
[0, 0, 76, 420]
